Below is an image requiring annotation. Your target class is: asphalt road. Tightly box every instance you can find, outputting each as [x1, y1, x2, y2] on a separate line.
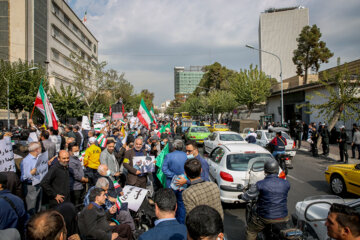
[198, 149, 346, 240]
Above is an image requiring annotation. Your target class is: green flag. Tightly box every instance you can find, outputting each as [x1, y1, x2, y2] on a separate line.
[156, 143, 170, 188]
[159, 123, 171, 134]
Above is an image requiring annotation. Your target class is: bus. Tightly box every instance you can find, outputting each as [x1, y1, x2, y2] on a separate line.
[181, 112, 191, 119]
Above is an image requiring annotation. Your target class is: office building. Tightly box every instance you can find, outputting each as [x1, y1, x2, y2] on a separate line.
[0, 0, 98, 89]
[259, 6, 309, 81]
[174, 66, 204, 100]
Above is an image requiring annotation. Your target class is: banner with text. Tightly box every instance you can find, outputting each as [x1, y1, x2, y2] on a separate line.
[0, 137, 15, 172]
[119, 185, 148, 212]
[32, 151, 49, 186]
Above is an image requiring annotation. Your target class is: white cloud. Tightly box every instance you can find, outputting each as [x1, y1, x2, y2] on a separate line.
[69, 0, 360, 105]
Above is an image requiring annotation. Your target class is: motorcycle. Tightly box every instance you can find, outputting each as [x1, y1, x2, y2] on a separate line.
[239, 160, 303, 240]
[265, 144, 293, 176]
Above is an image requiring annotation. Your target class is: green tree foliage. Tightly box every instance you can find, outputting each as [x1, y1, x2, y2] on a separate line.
[0, 60, 46, 120]
[293, 24, 334, 84]
[207, 90, 237, 118]
[300, 66, 360, 132]
[49, 84, 87, 119]
[229, 65, 272, 118]
[178, 95, 209, 117]
[194, 62, 235, 95]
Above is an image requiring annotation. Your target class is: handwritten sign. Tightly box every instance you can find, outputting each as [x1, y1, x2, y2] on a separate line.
[119, 185, 148, 211]
[32, 151, 49, 186]
[0, 137, 15, 172]
[81, 116, 91, 130]
[133, 156, 155, 173]
[93, 113, 104, 123]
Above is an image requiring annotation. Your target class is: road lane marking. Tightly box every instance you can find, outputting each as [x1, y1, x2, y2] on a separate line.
[287, 175, 305, 184]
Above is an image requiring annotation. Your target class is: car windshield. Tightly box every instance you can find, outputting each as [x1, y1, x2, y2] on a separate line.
[220, 134, 244, 141]
[265, 131, 291, 140]
[191, 127, 210, 133]
[215, 124, 228, 129]
[226, 153, 272, 171]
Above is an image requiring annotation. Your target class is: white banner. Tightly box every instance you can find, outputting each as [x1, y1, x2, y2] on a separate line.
[0, 137, 15, 172]
[81, 116, 91, 130]
[93, 113, 104, 123]
[32, 151, 49, 186]
[119, 185, 148, 212]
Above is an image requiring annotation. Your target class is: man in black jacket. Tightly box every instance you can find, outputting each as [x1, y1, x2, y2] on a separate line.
[337, 126, 349, 163]
[41, 150, 70, 208]
[78, 188, 132, 240]
[320, 123, 330, 156]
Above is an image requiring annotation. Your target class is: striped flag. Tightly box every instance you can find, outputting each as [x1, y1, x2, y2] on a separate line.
[137, 98, 153, 130]
[116, 196, 122, 210]
[97, 134, 107, 148]
[150, 107, 158, 128]
[113, 180, 121, 189]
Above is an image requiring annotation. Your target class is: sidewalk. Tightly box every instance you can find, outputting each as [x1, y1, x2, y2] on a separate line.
[297, 140, 359, 164]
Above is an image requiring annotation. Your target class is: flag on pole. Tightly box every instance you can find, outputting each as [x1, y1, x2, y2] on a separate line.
[122, 104, 125, 118]
[156, 143, 170, 188]
[157, 123, 171, 137]
[34, 80, 58, 130]
[150, 107, 158, 128]
[109, 105, 112, 117]
[116, 196, 122, 210]
[83, 10, 87, 23]
[137, 98, 153, 130]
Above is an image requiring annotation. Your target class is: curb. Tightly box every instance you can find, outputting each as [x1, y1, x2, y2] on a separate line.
[297, 148, 338, 162]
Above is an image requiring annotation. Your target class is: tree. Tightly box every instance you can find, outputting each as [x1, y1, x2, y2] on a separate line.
[229, 65, 272, 118]
[207, 90, 237, 119]
[49, 84, 87, 120]
[0, 60, 46, 123]
[179, 95, 209, 117]
[300, 66, 360, 135]
[293, 24, 334, 84]
[70, 52, 108, 117]
[194, 62, 235, 95]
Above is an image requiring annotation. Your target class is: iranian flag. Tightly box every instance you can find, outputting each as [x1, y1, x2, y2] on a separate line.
[150, 107, 158, 128]
[116, 196, 122, 210]
[96, 133, 107, 147]
[113, 180, 121, 189]
[34, 81, 58, 130]
[137, 99, 153, 130]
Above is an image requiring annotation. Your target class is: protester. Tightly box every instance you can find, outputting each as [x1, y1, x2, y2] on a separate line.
[186, 205, 225, 240]
[162, 139, 188, 224]
[245, 128, 257, 144]
[139, 188, 187, 240]
[182, 158, 223, 219]
[337, 126, 349, 163]
[65, 125, 76, 139]
[0, 173, 28, 235]
[320, 123, 330, 156]
[49, 127, 62, 154]
[100, 138, 121, 178]
[184, 140, 209, 181]
[41, 150, 70, 208]
[40, 130, 56, 160]
[84, 136, 101, 186]
[26, 210, 67, 240]
[20, 141, 43, 215]
[311, 126, 319, 157]
[325, 203, 360, 240]
[123, 137, 148, 188]
[68, 143, 88, 206]
[351, 127, 360, 159]
[78, 187, 132, 240]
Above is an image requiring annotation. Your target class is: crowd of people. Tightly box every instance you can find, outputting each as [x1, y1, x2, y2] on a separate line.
[0, 116, 359, 240]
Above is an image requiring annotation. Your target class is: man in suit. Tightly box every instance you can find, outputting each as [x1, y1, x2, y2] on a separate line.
[139, 188, 187, 240]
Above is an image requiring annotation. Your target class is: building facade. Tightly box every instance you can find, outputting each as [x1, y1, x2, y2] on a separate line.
[0, 0, 98, 89]
[259, 6, 309, 81]
[174, 66, 204, 99]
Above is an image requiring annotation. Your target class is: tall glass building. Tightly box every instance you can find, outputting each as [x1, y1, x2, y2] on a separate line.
[174, 66, 204, 99]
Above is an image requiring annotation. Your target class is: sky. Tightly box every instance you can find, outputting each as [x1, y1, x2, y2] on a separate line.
[67, 0, 360, 106]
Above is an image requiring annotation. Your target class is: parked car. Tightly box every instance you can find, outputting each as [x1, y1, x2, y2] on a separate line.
[209, 124, 230, 132]
[184, 126, 211, 144]
[205, 143, 286, 203]
[181, 120, 193, 133]
[293, 195, 360, 240]
[325, 163, 360, 196]
[203, 131, 246, 154]
[255, 129, 297, 157]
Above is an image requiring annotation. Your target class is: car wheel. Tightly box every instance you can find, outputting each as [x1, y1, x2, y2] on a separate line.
[330, 174, 346, 196]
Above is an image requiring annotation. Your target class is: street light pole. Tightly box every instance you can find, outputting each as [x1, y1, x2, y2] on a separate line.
[5, 67, 38, 130]
[245, 44, 284, 125]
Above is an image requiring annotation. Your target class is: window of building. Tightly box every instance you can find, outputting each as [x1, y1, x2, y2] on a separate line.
[63, 15, 70, 26]
[93, 44, 96, 53]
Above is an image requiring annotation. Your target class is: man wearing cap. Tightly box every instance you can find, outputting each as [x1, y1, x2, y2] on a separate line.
[337, 126, 349, 163]
[100, 138, 120, 178]
[84, 137, 102, 186]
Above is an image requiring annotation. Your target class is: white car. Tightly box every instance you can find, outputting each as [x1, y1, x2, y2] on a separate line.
[205, 143, 286, 203]
[294, 195, 360, 240]
[255, 130, 297, 157]
[203, 131, 246, 154]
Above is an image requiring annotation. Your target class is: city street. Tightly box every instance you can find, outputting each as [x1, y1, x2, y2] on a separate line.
[196, 150, 357, 240]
